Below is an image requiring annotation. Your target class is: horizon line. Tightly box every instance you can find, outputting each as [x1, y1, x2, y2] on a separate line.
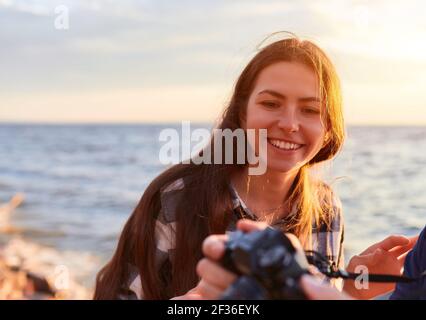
[0, 121, 425, 127]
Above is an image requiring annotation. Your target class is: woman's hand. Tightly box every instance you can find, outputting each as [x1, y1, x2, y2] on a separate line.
[195, 219, 315, 299]
[301, 275, 353, 300]
[170, 286, 203, 300]
[195, 220, 269, 299]
[344, 234, 418, 299]
[195, 234, 237, 299]
[172, 220, 268, 300]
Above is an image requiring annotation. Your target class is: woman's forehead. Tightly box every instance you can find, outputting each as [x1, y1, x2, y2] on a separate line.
[253, 61, 320, 98]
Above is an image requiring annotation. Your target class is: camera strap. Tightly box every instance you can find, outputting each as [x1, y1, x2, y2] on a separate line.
[305, 250, 426, 283]
[330, 269, 426, 283]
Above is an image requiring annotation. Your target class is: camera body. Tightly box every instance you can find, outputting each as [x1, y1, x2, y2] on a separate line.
[220, 227, 311, 300]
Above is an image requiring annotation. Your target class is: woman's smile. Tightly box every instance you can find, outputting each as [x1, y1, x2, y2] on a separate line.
[267, 137, 305, 153]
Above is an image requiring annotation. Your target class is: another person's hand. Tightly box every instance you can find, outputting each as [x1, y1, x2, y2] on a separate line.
[344, 234, 418, 299]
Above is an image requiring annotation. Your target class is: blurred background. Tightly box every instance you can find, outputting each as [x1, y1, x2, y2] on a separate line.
[0, 0, 425, 298]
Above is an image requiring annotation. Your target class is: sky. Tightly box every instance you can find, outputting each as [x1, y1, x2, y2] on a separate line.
[1, 0, 426, 125]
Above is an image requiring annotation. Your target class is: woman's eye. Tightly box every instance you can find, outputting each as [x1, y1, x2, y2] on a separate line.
[261, 101, 279, 108]
[302, 107, 320, 114]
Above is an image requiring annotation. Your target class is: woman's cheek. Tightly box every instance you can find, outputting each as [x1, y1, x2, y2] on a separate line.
[246, 107, 268, 129]
[311, 130, 327, 154]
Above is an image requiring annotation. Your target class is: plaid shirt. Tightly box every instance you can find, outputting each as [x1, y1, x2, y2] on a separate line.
[120, 177, 345, 299]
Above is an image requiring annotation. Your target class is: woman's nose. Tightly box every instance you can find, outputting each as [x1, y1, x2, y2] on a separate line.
[277, 109, 299, 133]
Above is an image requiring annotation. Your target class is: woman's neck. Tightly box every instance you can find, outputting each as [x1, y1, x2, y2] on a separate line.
[231, 167, 299, 221]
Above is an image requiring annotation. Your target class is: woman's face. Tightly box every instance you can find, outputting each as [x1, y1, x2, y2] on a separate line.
[244, 61, 328, 174]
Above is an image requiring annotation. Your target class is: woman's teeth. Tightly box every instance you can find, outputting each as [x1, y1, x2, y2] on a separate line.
[268, 139, 302, 150]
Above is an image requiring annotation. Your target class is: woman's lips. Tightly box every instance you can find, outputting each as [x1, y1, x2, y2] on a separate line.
[267, 138, 304, 152]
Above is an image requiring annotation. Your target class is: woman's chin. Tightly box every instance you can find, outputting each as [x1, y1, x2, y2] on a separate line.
[266, 163, 301, 175]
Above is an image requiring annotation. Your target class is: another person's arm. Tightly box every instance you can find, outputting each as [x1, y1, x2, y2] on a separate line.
[390, 226, 425, 300]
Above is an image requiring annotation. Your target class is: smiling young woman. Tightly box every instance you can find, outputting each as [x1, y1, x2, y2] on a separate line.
[94, 33, 346, 299]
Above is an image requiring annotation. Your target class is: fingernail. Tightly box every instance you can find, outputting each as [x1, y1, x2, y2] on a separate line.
[211, 241, 223, 254]
[205, 238, 223, 255]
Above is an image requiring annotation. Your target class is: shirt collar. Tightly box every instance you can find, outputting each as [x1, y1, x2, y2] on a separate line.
[229, 182, 299, 224]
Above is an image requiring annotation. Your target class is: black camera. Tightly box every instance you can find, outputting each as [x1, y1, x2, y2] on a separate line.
[220, 227, 311, 300]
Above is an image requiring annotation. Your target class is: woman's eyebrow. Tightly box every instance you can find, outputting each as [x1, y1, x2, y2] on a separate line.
[299, 97, 321, 103]
[257, 90, 320, 102]
[258, 89, 286, 99]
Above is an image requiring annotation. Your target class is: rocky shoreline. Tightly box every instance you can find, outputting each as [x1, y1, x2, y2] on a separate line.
[0, 194, 94, 300]
[0, 238, 93, 299]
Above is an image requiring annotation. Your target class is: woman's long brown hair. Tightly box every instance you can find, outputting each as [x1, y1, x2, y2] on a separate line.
[93, 34, 345, 299]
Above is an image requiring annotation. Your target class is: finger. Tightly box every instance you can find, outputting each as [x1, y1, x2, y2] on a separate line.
[197, 279, 223, 300]
[371, 235, 410, 252]
[300, 275, 353, 300]
[186, 285, 201, 295]
[185, 294, 204, 300]
[236, 219, 269, 232]
[170, 293, 203, 300]
[390, 244, 414, 258]
[285, 233, 304, 251]
[390, 235, 418, 254]
[396, 250, 410, 265]
[405, 235, 419, 250]
[408, 234, 420, 243]
[196, 258, 237, 290]
[369, 248, 388, 266]
[202, 235, 228, 260]
[348, 250, 381, 272]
